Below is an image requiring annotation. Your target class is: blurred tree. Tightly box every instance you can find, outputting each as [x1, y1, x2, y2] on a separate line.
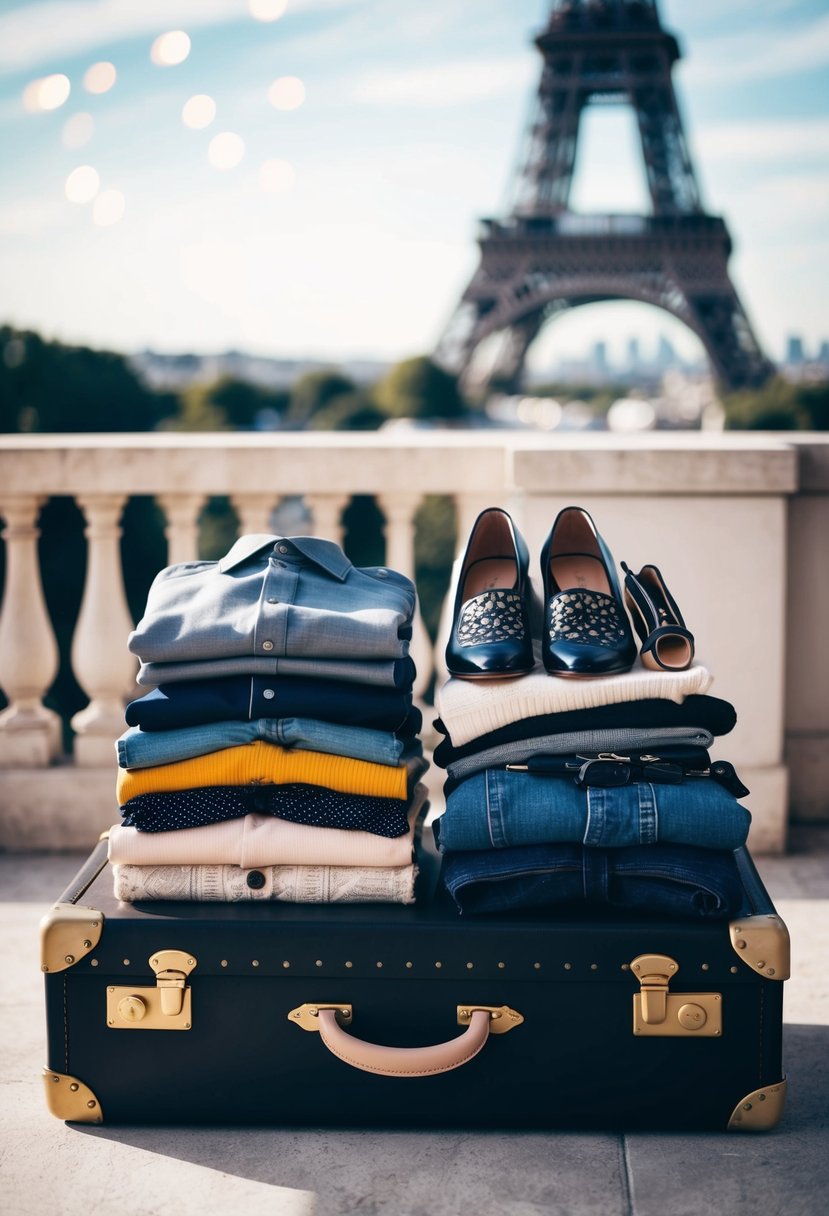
[375, 356, 467, 421]
[163, 376, 289, 431]
[287, 369, 355, 427]
[308, 388, 385, 431]
[723, 376, 829, 431]
[0, 326, 176, 432]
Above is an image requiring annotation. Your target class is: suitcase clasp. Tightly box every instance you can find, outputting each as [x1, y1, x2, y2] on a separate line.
[150, 950, 197, 1017]
[630, 953, 676, 1024]
[630, 953, 722, 1038]
[106, 950, 197, 1031]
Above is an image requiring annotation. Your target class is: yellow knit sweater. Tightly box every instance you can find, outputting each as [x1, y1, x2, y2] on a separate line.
[117, 740, 408, 805]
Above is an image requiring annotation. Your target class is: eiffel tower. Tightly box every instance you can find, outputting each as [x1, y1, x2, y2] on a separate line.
[436, 0, 774, 394]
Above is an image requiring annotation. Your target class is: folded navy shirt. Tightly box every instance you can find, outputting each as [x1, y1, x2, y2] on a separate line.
[126, 675, 422, 736]
[120, 783, 411, 837]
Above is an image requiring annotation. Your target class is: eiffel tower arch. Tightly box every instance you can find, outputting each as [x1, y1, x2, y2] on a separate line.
[436, 0, 774, 395]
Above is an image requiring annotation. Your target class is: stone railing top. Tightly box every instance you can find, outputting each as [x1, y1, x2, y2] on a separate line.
[0, 430, 813, 497]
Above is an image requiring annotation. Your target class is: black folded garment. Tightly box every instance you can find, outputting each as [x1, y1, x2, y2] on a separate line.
[121, 783, 410, 837]
[126, 674, 421, 736]
[440, 841, 745, 919]
[432, 694, 737, 769]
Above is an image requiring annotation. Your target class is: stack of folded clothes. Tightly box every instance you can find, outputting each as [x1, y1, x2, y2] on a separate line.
[432, 505, 752, 920]
[108, 533, 429, 904]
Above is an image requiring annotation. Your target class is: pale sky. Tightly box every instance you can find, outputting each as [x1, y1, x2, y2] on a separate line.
[1, 0, 827, 373]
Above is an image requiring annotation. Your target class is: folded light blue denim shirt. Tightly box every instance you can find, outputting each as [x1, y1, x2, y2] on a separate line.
[117, 718, 422, 770]
[136, 654, 416, 689]
[129, 535, 416, 665]
[434, 769, 750, 852]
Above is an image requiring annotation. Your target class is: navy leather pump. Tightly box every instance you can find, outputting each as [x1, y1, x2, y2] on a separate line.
[445, 507, 535, 680]
[540, 506, 637, 678]
[621, 562, 695, 671]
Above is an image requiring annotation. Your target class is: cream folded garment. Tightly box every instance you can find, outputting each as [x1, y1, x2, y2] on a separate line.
[107, 782, 428, 868]
[435, 660, 713, 748]
[112, 862, 417, 904]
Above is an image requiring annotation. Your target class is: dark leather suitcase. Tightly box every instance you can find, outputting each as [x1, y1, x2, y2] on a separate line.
[41, 837, 788, 1131]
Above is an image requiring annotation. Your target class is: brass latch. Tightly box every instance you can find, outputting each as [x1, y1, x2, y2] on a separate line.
[630, 953, 722, 1038]
[106, 950, 196, 1031]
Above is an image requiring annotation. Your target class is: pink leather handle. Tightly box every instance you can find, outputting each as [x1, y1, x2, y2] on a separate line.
[317, 1007, 492, 1078]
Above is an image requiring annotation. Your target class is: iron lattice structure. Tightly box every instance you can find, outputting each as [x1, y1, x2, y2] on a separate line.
[436, 0, 774, 393]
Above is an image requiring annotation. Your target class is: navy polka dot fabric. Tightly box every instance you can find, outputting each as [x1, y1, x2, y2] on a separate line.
[120, 783, 410, 837]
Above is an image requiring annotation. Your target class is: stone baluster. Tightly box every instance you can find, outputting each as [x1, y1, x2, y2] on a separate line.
[0, 496, 62, 765]
[70, 495, 137, 766]
[157, 493, 206, 564]
[376, 492, 432, 701]
[306, 494, 350, 547]
[230, 494, 277, 537]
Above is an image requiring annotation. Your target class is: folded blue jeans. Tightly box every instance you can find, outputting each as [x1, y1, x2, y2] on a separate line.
[434, 769, 750, 852]
[440, 842, 745, 919]
[117, 719, 420, 770]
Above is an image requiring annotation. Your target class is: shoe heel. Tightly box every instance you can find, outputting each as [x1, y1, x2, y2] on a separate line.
[621, 562, 695, 672]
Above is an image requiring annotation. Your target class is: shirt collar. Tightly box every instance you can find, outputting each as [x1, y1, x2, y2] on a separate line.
[218, 534, 352, 581]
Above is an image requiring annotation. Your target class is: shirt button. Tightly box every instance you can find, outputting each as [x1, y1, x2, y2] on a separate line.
[263, 688, 275, 700]
[277, 544, 289, 554]
[246, 870, 266, 890]
[262, 640, 274, 651]
[377, 569, 388, 578]
[267, 597, 279, 604]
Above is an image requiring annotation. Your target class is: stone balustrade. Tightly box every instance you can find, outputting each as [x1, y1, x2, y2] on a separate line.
[1, 430, 827, 853]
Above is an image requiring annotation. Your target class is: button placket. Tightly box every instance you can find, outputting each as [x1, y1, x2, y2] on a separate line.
[254, 560, 297, 657]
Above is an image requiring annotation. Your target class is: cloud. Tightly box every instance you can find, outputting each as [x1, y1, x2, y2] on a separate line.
[0, 0, 348, 72]
[693, 116, 829, 164]
[684, 11, 829, 84]
[349, 55, 535, 108]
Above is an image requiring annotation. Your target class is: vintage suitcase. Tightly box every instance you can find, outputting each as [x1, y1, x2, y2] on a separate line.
[41, 837, 788, 1131]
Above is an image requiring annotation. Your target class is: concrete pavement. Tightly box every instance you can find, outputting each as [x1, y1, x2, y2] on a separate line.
[2, 829, 827, 1216]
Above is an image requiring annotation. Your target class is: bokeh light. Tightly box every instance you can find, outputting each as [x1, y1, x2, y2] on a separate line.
[182, 94, 216, 129]
[93, 189, 126, 227]
[208, 132, 245, 170]
[150, 31, 192, 67]
[259, 158, 296, 193]
[267, 76, 305, 111]
[249, 0, 287, 20]
[62, 112, 94, 149]
[83, 62, 117, 94]
[22, 74, 71, 113]
[65, 165, 100, 204]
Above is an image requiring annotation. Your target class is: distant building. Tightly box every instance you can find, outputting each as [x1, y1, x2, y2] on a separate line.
[627, 337, 640, 368]
[786, 336, 805, 365]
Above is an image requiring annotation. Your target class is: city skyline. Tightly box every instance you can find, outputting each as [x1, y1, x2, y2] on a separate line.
[1, 0, 827, 374]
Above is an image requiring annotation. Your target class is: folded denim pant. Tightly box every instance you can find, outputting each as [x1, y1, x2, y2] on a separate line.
[434, 769, 750, 852]
[440, 842, 745, 919]
[117, 718, 420, 770]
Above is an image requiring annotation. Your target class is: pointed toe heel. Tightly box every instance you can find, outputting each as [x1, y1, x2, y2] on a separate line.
[540, 506, 637, 678]
[445, 507, 535, 680]
[621, 562, 695, 672]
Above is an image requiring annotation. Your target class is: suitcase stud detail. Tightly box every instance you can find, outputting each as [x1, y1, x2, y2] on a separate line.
[630, 954, 722, 1038]
[106, 949, 197, 1031]
[727, 1080, 788, 1132]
